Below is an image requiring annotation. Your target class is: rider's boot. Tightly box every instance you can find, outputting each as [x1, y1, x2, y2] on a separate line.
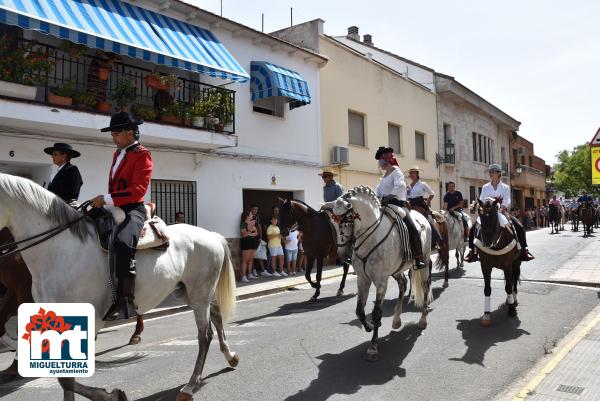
[104, 266, 138, 321]
[465, 224, 478, 263]
[403, 209, 426, 269]
[510, 216, 535, 262]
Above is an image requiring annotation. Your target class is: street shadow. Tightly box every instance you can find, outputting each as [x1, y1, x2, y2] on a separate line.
[285, 324, 422, 401]
[232, 294, 354, 326]
[431, 266, 467, 281]
[0, 374, 37, 397]
[95, 343, 130, 357]
[96, 351, 151, 370]
[135, 367, 235, 401]
[449, 304, 530, 366]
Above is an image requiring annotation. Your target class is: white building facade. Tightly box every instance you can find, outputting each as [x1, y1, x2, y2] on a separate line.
[0, 0, 326, 252]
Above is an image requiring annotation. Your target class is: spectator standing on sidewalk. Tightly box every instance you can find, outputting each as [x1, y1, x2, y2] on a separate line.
[267, 216, 285, 277]
[297, 229, 307, 273]
[284, 225, 300, 275]
[240, 210, 259, 282]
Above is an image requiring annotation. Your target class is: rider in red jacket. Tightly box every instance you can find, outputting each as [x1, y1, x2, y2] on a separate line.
[91, 111, 152, 321]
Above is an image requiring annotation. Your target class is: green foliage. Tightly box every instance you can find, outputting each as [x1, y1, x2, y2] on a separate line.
[553, 144, 600, 197]
[0, 34, 56, 85]
[112, 79, 137, 108]
[161, 101, 185, 117]
[51, 79, 77, 97]
[73, 91, 96, 108]
[190, 94, 218, 117]
[212, 88, 234, 126]
[131, 103, 158, 121]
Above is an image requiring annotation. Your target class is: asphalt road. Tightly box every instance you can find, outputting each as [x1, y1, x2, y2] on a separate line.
[1, 227, 599, 401]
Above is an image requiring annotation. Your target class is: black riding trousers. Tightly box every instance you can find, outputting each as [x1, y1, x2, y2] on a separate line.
[114, 202, 146, 279]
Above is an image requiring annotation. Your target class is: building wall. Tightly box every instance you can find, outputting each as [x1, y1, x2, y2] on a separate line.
[319, 37, 440, 205]
[510, 135, 547, 211]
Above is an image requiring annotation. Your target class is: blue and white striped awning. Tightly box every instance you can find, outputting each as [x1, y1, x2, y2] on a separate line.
[250, 61, 311, 109]
[0, 0, 249, 82]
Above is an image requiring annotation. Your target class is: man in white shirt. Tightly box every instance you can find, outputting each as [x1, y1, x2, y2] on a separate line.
[465, 164, 534, 262]
[407, 166, 441, 248]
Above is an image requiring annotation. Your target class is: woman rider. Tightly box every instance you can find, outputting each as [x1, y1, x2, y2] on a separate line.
[374, 147, 426, 269]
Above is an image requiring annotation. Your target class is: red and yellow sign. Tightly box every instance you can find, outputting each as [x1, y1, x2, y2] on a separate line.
[592, 147, 600, 185]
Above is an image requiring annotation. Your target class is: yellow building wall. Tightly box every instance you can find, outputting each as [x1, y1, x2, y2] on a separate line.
[319, 38, 441, 207]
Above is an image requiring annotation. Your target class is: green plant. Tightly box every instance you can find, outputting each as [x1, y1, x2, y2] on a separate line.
[73, 91, 96, 108]
[161, 101, 184, 117]
[131, 103, 158, 121]
[59, 41, 88, 59]
[151, 72, 180, 88]
[0, 34, 55, 85]
[190, 95, 218, 117]
[213, 88, 234, 126]
[51, 79, 77, 97]
[112, 79, 137, 109]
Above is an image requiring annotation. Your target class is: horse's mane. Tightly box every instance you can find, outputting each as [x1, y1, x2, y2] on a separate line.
[0, 174, 92, 240]
[292, 199, 318, 214]
[344, 186, 380, 208]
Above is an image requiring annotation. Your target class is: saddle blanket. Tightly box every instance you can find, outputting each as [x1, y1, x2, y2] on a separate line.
[102, 205, 169, 251]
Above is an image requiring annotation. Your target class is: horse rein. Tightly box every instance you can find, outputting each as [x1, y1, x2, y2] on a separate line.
[0, 201, 91, 260]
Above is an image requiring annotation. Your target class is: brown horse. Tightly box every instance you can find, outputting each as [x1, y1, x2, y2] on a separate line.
[279, 199, 351, 301]
[0, 227, 145, 379]
[472, 199, 521, 327]
[411, 206, 450, 285]
[580, 202, 594, 237]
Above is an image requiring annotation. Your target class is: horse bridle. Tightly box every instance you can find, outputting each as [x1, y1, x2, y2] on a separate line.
[0, 201, 91, 260]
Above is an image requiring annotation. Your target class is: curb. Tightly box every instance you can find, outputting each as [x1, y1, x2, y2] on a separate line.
[104, 268, 348, 328]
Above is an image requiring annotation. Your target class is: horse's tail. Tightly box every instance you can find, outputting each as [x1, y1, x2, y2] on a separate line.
[411, 263, 432, 308]
[434, 221, 449, 271]
[216, 237, 236, 322]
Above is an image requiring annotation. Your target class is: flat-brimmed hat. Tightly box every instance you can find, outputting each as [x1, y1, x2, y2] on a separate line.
[100, 111, 143, 132]
[408, 166, 421, 173]
[488, 163, 502, 173]
[43, 143, 81, 158]
[375, 146, 394, 160]
[318, 168, 337, 177]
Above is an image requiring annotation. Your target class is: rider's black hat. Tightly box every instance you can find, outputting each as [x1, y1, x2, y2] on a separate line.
[43, 143, 81, 158]
[100, 111, 143, 132]
[375, 146, 394, 160]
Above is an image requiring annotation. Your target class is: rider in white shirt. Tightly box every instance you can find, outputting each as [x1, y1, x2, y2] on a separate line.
[465, 164, 535, 262]
[374, 147, 426, 269]
[407, 167, 442, 248]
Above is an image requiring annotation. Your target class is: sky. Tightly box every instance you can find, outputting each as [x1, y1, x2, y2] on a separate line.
[189, 0, 600, 165]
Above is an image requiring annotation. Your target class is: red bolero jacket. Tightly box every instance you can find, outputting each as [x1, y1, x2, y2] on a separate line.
[108, 143, 152, 207]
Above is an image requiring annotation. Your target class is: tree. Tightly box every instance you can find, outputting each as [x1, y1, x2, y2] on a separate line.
[553, 144, 600, 198]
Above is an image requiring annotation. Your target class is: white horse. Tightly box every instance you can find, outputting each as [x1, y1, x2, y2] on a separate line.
[330, 186, 432, 361]
[0, 174, 237, 401]
[437, 210, 471, 287]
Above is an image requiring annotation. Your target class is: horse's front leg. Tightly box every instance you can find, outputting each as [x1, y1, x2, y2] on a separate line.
[392, 272, 407, 329]
[337, 260, 350, 296]
[355, 273, 372, 333]
[310, 257, 324, 301]
[503, 266, 517, 318]
[304, 256, 316, 291]
[481, 265, 492, 327]
[366, 282, 387, 362]
[58, 378, 126, 401]
[128, 314, 144, 345]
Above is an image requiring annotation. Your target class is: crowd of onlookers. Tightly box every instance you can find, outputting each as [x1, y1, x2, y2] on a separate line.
[239, 204, 307, 283]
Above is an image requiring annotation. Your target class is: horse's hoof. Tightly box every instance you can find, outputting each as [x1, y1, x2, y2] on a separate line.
[418, 319, 427, 330]
[128, 335, 141, 345]
[365, 347, 379, 362]
[508, 305, 517, 318]
[176, 393, 194, 401]
[442, 281, 449, 288]
[364, 323, 373, 333]
[392, 319, 402, 330]
[481, 315, 492, 328]
[308, 296, 318, 303]
[228, 353, 240, 368]
[337, 289, 344, 296]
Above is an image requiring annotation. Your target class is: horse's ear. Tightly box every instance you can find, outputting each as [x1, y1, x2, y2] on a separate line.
[277, 196, 285, 204]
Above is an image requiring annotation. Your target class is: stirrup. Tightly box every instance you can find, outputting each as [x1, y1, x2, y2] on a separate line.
[103, 298, 138, 321]
[465, 249, 478, 263]
[520, 249, 535, 262]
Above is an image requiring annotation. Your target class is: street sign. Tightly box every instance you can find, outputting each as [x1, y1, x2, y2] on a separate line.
[590, 127, 600, 147]
[592, 147, 600, 185]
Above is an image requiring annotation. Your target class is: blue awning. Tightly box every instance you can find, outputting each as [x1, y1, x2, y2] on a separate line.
[0, 0, 249, 82]
[250, 61, 311, 109]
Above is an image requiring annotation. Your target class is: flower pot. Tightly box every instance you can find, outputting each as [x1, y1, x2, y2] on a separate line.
[98, 67, 110, 81]
[97, 101, 112, 113]
[48, 92, 73, 107]
[191, 116, 206, 128]
[144, 75, 171, 91]
[0, 80, 37, 101]
[160, 115, 181, 125]
[183, 116, 191, 126]
[215, 123, 225, 133]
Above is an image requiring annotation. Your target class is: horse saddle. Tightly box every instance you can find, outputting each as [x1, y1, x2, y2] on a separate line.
[431, 210, 446, 224]
[89, 204, 170, 252]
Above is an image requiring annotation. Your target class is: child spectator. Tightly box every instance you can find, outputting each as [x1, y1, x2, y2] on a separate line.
[255, 239, 270, 277]
[267, 216, 285, 276]
[284, 225, 300, 275]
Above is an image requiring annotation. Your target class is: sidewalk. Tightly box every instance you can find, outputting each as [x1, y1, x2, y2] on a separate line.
[511, 303, 600, 401]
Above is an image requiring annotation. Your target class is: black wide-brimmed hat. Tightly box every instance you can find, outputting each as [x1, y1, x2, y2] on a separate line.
[43, 143, 81, 158]
[375, 146, 394, 160]
[100, 111, 143, 132]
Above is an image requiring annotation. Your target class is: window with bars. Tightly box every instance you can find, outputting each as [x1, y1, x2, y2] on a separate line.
[151, 179, 197, 225]
[388, 123, 401, 155]
[415, 131, 426, 160]
[348, 110, 366, 146]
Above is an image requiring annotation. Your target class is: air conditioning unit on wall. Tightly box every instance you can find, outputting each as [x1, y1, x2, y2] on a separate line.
[331, 146, 349, 165]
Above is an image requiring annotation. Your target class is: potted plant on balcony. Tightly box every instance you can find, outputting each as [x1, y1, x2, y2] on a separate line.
[59, 40, 88, 60]
[190, 96, 215, 128]
[111, 79, 137, 112]
[73, 91, 97, 111]
[48, 79, 77, 107]
[144, 73, 180, 92]
[159, 101, 183, 125]
[131, 103, 158, 122]
[213, 88, 234, 133]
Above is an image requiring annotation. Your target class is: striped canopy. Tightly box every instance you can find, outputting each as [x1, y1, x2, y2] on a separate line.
[250, 61, 311, 109]
[0, 0, 249, 82]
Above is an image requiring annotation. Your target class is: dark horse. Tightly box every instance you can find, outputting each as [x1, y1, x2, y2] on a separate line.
[570, 208, 579, 231]
[0, 227, 145, 379]
[580, 202, 594, 237]
[472, 199, 521, 327]
[279, 199, 350, 301]
[548, 204, 560, 234]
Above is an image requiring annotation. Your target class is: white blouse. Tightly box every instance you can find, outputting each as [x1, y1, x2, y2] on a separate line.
[479, 181, 511, 209]
[375, 166, 407, 201]
[408, 180, 435, 199]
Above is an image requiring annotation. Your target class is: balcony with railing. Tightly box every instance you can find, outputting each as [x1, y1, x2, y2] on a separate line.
[512, 163, 546, 189]
[0, 36, 236, 136]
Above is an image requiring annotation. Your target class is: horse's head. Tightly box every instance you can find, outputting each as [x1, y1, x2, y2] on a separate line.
[478, 198, 500, 247]
[277, 197, 295, 230]
[331, 186, 380, 235]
